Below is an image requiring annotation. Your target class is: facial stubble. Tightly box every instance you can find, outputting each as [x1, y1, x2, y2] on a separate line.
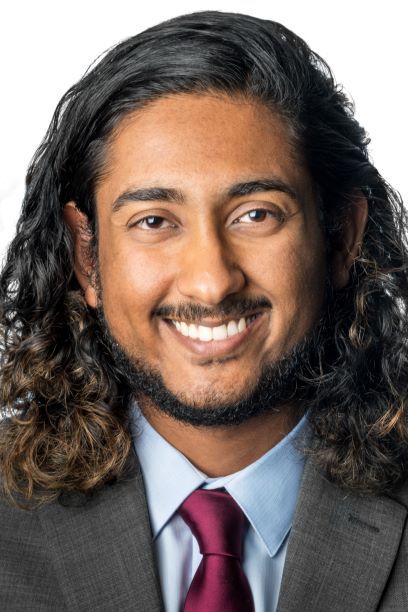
[96, 279, 333, 427]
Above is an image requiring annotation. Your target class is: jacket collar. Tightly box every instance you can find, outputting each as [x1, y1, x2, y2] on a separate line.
[277, 459, 408, 612]
[38, 457, 164, 611]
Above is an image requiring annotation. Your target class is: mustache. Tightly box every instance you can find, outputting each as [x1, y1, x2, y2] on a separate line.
[153, 296, 272, 322]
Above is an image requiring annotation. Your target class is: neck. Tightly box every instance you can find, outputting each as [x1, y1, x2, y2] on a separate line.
[137, 399, 302, 476]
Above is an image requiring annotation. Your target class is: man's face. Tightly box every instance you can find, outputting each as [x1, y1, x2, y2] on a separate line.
[92, 93, 327, 416]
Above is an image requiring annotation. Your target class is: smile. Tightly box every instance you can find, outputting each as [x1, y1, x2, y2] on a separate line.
[163, 313, 265, 358]
[170, 315, 259, 342]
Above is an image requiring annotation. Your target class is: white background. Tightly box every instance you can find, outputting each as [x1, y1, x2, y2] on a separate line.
[1, 0, 406, 262]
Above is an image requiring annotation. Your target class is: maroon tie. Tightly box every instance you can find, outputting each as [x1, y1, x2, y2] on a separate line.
[178, 488, 255, 612]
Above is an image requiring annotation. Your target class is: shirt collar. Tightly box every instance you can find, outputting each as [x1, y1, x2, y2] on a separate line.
[132, 404, 309, 558]
[132, 407, 206, 539]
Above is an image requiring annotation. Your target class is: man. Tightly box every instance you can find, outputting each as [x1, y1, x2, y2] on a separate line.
[0, 10, 407, 611]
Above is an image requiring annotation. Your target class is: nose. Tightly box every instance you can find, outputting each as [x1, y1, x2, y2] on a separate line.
[176, 229, 246, 305]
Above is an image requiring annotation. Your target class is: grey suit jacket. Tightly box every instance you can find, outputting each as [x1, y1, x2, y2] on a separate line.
[1, 454, 407, 611]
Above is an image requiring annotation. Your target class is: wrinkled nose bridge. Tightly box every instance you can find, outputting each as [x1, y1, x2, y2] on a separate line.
[176, 226, 245, 304]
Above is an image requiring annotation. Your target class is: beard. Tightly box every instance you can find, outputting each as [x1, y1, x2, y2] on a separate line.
[96, 278, 334, 428]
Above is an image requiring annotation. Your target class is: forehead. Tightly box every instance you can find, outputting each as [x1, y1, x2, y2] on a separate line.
[97, 93, 311, 205]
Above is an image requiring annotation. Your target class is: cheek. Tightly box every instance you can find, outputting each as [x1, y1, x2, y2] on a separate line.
[98, 240, 171, 334]
[248, 231, 326, 326]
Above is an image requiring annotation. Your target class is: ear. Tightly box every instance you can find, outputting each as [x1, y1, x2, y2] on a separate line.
[331, 192, 369, 289]
[63, 201, 98, 308]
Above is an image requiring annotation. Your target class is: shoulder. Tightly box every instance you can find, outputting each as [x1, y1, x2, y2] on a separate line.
[0, 459, 158, 610]
[387, 476, 408, 508]
[0, 493, 66, 609]
[378, 480, 408, 609]
[0, 492, 44, 547]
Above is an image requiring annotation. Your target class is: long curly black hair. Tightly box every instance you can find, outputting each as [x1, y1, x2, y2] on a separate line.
[1, 11, 407, 506]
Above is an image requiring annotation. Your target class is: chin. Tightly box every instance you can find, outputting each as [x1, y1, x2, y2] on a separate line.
[164, 383, 244, 409]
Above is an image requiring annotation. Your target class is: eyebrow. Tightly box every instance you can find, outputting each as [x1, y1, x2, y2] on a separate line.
[112, 187, 184, 211]
[111, 177, 301, 212]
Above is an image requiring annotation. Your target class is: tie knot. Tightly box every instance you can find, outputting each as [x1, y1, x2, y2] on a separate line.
[178, 488, 246, 559]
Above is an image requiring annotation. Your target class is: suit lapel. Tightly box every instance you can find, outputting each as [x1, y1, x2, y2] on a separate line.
[277, 459, 407, 612]
[38, 454, 164, 611]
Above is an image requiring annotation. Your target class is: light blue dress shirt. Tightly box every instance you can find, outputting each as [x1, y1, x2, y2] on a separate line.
[132, 406, 308, 612]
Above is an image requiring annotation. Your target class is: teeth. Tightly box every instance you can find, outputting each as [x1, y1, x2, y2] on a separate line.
[227, 320, 238, 336]
[188, 323, 198, 339]
[172, 316, 252, 341]
[198, 325, 213, 342]
[238, 317, 246, 332]
[212, 324, 227, 340]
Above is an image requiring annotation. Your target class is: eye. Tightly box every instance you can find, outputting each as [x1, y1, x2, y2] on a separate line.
[234, 208, 285, 225]
[131, 215, 175, 230]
